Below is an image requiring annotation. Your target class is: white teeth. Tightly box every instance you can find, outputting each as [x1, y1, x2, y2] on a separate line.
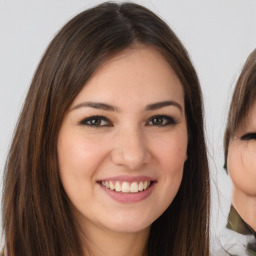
[105, 181, 110, 188]
[143, 181, 148, 190]
[122, 182, 130, 193]
[130, 182, 139, 193]
[109, 181, 115, 190]
[115, 181, 121, 192]
[101, 180, 151, 193]
[138, 181, 144, 191]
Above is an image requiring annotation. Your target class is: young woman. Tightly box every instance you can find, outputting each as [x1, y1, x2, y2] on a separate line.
[223, 48, 256, 256]
[2, 2, 210, 256]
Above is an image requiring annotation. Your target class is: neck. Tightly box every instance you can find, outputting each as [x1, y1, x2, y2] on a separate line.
[78, 222, 150, 256]
[232, 188, 256, 231]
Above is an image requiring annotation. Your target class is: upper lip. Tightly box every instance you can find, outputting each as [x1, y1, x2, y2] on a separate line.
[97, 175, 156, 183]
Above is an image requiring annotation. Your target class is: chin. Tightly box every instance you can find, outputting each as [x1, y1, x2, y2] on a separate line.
[109, 222, 151, 234]
[105, 212, 154, 234]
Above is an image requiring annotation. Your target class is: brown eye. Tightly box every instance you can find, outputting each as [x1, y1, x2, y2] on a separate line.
[89, 118, 102, 125]
[152, 117, 164, 126]
[147, 115, 177, 127]
[79, 116, 112, 127]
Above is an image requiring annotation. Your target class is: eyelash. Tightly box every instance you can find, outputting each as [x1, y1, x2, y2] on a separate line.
[146, 115, 178, 127]
[240, 133, 256, 140]
[79, 115, 178, 127]
[79, 116, 112, 127]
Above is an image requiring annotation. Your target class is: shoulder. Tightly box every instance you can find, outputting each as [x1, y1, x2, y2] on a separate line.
[227, 205, 253, 236]
[214, 227, 249, 255]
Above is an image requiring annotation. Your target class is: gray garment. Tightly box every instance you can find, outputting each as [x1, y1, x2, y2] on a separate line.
[215, 205, 256, 256]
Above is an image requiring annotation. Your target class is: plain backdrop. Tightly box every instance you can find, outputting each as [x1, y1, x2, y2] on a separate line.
[1, 0, 256, 252]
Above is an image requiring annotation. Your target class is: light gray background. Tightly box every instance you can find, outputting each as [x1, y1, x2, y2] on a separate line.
[1, 0, 256, 252]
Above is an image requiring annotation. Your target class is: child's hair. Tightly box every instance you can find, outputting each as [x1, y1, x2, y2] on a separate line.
[224, 49, 256, 169]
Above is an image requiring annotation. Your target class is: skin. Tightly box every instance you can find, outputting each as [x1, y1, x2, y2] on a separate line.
[57, 46, 188, 256]
[227, 102, 256, 231]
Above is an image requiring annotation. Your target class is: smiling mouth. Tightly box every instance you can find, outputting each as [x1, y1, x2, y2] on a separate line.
[98, 180, 154, 193]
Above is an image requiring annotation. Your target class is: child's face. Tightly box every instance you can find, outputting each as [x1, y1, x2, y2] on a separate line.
[228, 102, 256, 197]
[57, 46, 188, 236]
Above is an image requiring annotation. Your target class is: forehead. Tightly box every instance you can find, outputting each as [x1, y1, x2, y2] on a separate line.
[72, 46, 184, 108]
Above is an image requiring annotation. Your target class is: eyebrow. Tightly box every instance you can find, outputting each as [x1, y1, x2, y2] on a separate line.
[70, 102, 119, 112]
[70, 100, 182, 112]
[145, 101, 182, 112]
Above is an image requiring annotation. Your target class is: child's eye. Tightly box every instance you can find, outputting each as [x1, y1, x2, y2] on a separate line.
[79, 116, 112, 127]
[146, 115, 177, 127]
[240, 133, 256, 140]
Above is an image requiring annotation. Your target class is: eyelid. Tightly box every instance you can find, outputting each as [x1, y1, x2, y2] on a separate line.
[79, 115, 112, 127]
[240, 133, 256, 140]
[146, 115, 178, 126]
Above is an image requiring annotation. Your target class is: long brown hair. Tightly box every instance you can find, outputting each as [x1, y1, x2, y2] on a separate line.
[224, 49, 256, 169]
[2, 2, 210, 255]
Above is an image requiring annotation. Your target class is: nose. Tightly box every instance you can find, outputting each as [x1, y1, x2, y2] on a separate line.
[111, 128, 151, 170]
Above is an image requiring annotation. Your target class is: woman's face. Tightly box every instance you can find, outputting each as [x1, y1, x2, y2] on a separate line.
[57, 46, 188, 235]
[228, 102, 256, 196]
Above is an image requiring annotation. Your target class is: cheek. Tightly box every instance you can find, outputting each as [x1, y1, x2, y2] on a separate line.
[228, 143, 256, 196]
[153, 131, 188, 171]
[149, 137, 186, 218]
[151, 131, 187, 196]
[58, 133, 105, 176]
[160, 139, 186, 186]
[57, 132, 105, 197]
[57, 133, 110, 212]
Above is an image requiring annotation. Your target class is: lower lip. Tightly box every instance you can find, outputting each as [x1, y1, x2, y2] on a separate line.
[99, 183, 155, 203]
